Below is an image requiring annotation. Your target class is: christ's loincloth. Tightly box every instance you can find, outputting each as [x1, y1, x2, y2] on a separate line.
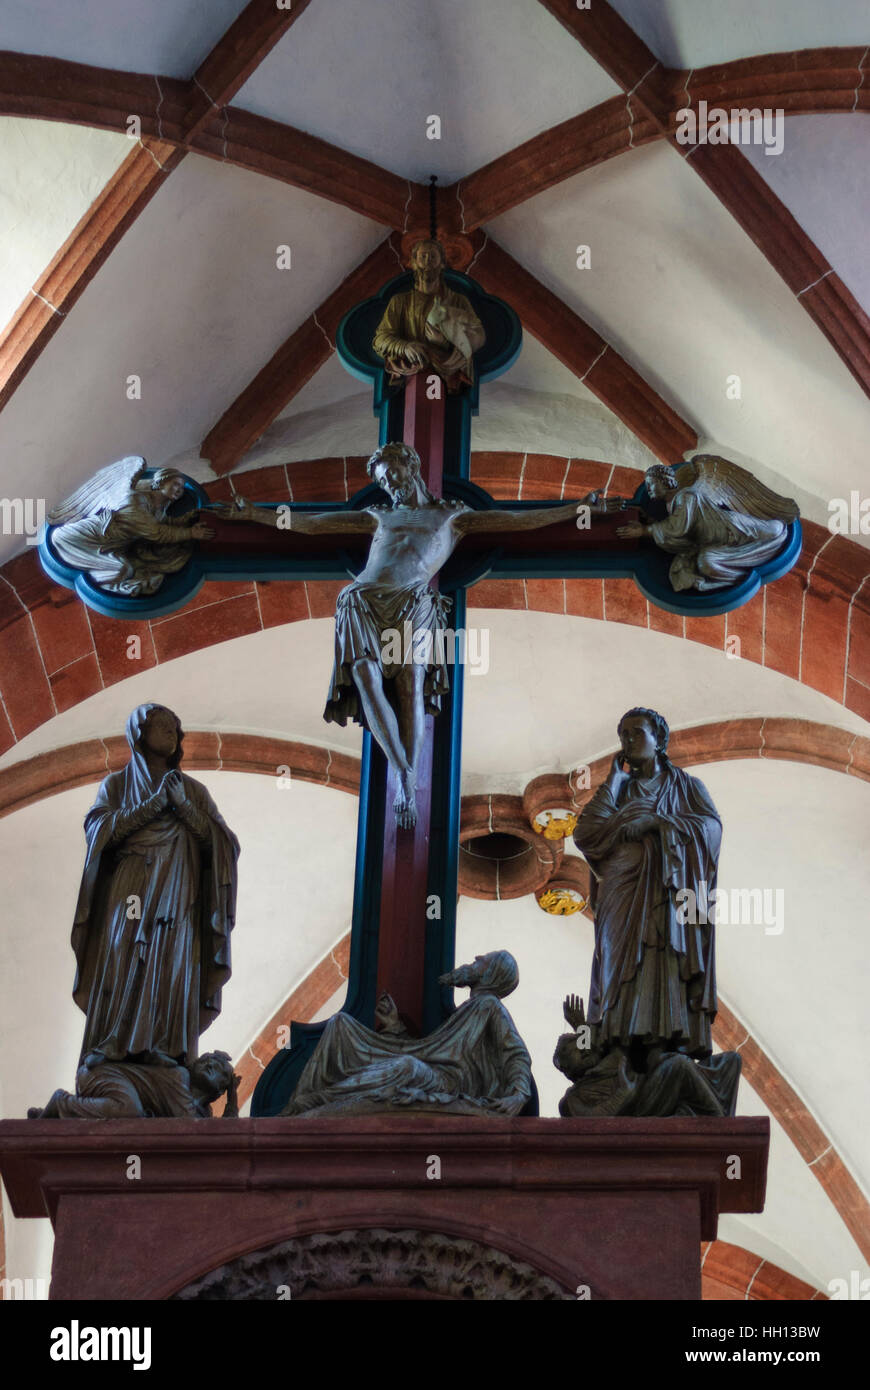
[324, 581, 452, 728]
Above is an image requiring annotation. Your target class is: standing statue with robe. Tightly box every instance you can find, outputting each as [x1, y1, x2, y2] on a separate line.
[71, 703, 239, 1068]
[573, 707, 722, 1065]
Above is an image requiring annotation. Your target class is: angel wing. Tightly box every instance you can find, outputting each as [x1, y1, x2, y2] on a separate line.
[47, 457, 148, 525]
[674, 454, 799, 524]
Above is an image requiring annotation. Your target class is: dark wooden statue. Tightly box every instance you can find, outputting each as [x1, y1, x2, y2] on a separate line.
[28, 1052, 240, 1120]
[71, 703, 239, 1071]
[558, 708, 741, 1117]
[554, 997, 740, 1117]
[282, 950, 532, 1117]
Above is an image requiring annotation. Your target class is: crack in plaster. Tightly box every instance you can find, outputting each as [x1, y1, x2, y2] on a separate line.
[852, 47, 869, 111]
[312, 310, 334, 352]
[626, 60, 659, 149]
[797, 268, 833, 298]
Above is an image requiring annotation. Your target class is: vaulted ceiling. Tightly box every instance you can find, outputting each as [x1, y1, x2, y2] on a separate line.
[0, 0, 868, 545]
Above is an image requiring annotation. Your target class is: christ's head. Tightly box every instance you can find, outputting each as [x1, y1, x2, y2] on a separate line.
[367, 442, 432, 507]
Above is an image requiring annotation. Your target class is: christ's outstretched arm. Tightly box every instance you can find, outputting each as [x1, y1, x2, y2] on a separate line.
[453, 501, 585, 535]
[216, 498, 376, 535]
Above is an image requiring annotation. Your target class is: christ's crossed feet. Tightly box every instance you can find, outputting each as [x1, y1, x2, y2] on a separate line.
[394, 768, 418, 829]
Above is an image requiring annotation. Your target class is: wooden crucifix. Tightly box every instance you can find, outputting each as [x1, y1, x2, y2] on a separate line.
[217, 263, 578, 1074]
[242, 243, 647, 1110]
[40, 243, 801, 1114]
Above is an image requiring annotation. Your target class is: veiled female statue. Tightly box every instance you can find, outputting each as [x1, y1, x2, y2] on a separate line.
[71, 704, 239, 1067]
[48, 458, 214, 597]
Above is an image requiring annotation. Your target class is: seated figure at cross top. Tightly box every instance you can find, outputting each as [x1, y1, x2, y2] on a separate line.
[220, 442, 585, 827]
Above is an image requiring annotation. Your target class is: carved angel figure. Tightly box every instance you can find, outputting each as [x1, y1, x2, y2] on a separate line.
[614, 455, 799, 592]
[48, 458, 213, 597]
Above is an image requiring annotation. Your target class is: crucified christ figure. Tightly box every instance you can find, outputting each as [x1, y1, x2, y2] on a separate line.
[220, 443, 581, 827]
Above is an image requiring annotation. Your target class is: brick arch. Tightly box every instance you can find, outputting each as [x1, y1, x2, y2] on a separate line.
[2, 715, 866, 826]
[0, 731, 361, 820]
[521, 715, 870, 826]
[1, 455, 868, 754]
[701, 1241, 826, 1301]
[455, 714, 870, 914]
[459, 793, 563, 899]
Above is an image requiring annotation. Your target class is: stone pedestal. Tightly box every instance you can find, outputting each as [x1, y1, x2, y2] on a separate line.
[0, 1116, 768, 1300]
